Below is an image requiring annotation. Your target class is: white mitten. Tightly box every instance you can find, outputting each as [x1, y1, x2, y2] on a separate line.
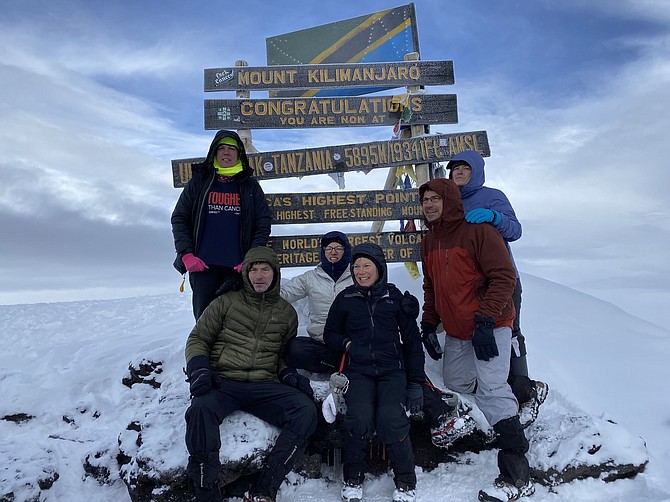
[322, 393, 338, 424]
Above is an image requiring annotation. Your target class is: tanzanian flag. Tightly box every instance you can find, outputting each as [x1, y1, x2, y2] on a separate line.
[266, 3, 420, 97]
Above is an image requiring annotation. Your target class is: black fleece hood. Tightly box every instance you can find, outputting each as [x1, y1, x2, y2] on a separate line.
[351, 242, 388, 298]
[205, 130, 252, 174]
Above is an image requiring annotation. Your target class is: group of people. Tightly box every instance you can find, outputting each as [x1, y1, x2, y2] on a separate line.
[171, 130, 547, 502]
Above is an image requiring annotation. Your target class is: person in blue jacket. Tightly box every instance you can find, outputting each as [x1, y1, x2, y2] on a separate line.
[452, 150, 547, 426]
[422, 150, 548, 428]
[324, 243, 424, 502]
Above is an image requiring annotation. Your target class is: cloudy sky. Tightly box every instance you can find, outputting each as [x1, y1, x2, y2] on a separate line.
[2, 0, 669, 326]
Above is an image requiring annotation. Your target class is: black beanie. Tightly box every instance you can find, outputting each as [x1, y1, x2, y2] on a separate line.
[447, 160, 470, 170]
[322, 235, 346, 248]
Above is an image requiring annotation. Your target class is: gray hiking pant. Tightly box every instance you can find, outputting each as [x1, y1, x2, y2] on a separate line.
[442, 326, 519, 426]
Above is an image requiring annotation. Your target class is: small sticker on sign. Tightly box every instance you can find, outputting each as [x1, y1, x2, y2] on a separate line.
[263, 162, 275, 172]
[214, 70, 234, 85]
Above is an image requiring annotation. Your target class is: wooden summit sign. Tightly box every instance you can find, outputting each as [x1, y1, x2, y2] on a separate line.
[171, 131, 489, 187]
[204, 60, 454, 92]
[204, 94, 457, 130]
[268, 189, 421, 224]
[271, 230, 424, 267]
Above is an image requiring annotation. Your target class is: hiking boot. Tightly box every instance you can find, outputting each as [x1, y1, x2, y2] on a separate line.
[478, 478, 534, 502]
[392, 486, 416, 502]
[519, 380, 549, 428]
[242, 492, 275, 502]
[341, 481, 363, 502]
[431, 412, 477, 448]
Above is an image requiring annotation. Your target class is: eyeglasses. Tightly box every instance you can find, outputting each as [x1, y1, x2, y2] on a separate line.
[324, 246, 345, 253]
[421, 195, 442, 204]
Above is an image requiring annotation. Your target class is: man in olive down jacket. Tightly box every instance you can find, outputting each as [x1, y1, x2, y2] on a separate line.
[184, 246, 317, 502]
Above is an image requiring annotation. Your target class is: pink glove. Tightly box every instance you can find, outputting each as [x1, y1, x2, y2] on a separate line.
[182, 253, 208, 273]
[233, 263, 243, 273]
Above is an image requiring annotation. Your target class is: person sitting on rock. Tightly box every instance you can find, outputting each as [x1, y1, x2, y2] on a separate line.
[324, 243, 424, 502]
[183, 246, 317, 502]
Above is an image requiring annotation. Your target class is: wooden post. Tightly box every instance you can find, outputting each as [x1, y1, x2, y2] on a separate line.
[371, 52, 428, 233]
[234, 60, 258, 153]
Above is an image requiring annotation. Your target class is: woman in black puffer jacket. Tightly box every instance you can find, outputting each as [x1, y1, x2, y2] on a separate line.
[324, 242, 424, 502]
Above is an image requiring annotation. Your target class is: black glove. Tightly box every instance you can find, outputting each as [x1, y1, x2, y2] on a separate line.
[472, 314, 499, 361]
[188, 368, 216, 397]
[406, 382, 424, 415]
[280, 368, 314, 400]
[186, 355, 219, 397]
[420, 322, 442, 361]
[400, 291, 420, 319]
[215, 272, 243, 297]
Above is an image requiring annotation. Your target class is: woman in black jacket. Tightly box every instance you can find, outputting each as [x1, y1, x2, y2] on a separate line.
[171, 130, 271, 319]
[324, 243, 424, 502]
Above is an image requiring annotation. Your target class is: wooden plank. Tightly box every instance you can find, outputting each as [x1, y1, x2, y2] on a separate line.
[268, 189, 421, 224]
[270, 231, 425, 267]
[204, 94, 457, 130]
[204, 61, 454, 91]
[171, 131, 489, 187]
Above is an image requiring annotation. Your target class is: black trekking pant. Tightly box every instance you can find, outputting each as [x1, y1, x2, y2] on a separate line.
[286, 337, 341, 374]
[508, 278, 535, 405]
[188, 265, 239, 320]
[185, 378, 317, 496]
[342, 371, 415, 489]
[494, 415, 530, 487]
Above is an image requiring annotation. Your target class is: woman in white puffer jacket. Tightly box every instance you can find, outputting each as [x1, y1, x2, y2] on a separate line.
[281, 231, 352, 373]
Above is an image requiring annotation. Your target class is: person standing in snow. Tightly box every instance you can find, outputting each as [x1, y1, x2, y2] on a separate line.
[419, 178, 534, 502]
[324, 243, 424, 502]
[423, 149, 548, 427]
[183, 246, 317, 502]
[171, 129, 272, 320]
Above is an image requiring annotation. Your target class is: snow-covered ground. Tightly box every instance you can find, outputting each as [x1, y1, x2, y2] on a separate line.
[1, 269, 669, 501]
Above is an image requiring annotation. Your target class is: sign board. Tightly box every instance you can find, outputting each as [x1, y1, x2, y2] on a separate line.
[172, 131, 489, 187]
[268, 189, 421, 224]
[204, 61, 454, 92]
[266, 4, 419, 97]
[204, 94, 457, 130]
[270, 230, 424, 267]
